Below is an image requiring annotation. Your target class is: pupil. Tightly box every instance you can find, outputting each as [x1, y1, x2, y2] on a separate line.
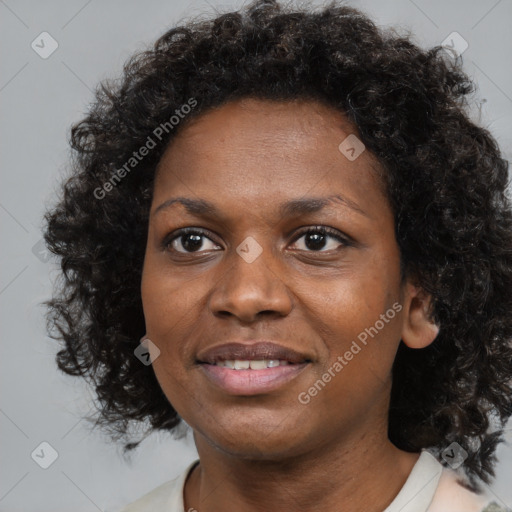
[305, 231, 326, 250]
[182, 234, 203, 252]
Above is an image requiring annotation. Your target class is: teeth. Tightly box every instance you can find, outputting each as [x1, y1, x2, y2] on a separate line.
[249, 360, 267, 370]
[213, 359, 292, 369]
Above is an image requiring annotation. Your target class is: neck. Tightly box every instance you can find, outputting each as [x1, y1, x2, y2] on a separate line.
[184, 422, 419, 512]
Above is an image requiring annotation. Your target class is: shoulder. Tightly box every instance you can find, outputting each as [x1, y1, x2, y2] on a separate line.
[119, 478, 181, 512]
[480, 504, 512, 512]
[117, 459, 199, 512]
[428, 464, 510, 512]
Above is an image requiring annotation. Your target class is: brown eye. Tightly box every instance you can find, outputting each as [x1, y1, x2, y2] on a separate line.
[166, 228, 221, 253]
[290, 227, 349, 252]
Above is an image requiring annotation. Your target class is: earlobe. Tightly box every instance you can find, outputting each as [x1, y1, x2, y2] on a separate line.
[401, 283, 440, 349]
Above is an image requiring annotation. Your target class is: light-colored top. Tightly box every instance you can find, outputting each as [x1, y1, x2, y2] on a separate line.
[118, 450, 509, 512]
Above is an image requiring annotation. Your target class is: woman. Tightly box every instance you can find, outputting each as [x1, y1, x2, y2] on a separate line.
[43, 1, 512, 511]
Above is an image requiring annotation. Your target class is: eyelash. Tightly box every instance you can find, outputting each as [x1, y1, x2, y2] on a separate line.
[162, 226, 352, 254]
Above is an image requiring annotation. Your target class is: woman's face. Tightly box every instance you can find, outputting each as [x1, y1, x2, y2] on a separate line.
[141, 98, 408, 459]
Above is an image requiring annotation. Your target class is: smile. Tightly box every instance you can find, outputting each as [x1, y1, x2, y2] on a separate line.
[199, 360, 310, 395]
[212, 359, 292, 369]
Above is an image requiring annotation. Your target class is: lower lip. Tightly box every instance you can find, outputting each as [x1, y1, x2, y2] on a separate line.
[199, 363, 309, 395]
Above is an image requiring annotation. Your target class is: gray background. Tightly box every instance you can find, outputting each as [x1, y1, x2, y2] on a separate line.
[1, 0, 511, 510]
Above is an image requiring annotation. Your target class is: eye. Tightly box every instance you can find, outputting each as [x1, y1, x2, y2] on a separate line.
[164, 226, 351, 255]
[290, 226, 350, 252]
[165, 228, 221, 254]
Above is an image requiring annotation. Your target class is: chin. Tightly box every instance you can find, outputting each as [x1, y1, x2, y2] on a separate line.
[198, 413, 312, 460]
[213, 437, 308, 461]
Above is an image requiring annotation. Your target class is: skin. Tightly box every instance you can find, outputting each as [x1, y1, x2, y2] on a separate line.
[141, 98, 439, 512]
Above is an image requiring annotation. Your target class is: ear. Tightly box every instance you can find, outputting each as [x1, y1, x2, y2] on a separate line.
[401, 282, 439, 349]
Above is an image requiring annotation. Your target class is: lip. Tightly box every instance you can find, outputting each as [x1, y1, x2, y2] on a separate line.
[196, 341, 311, 365]
[200, 362, 310, 395]
[196, 341, 312, 396]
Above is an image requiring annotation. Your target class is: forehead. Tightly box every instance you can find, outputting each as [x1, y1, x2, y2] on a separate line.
[153, 97, 387, 219]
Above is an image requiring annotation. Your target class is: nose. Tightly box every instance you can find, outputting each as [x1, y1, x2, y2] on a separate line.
[208, 243, 293, 323]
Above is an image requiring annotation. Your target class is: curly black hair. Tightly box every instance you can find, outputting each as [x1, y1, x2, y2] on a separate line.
[43, 0, 512, 490]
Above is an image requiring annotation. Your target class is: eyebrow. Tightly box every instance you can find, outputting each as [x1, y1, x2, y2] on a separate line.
[153, 194, 368, 218]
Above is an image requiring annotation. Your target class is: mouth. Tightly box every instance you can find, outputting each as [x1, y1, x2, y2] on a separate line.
[196, 341, 312, 395]
[204, 359, 298, 369]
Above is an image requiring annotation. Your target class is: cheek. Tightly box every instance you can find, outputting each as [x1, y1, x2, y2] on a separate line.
[140, 257, 205, 387]
[310, 263, 400, 340]
[141, 253, 204, 336]
[304, 250, 403, 379]
[299, 285, 402, 426]
[141, 266, 200, 417]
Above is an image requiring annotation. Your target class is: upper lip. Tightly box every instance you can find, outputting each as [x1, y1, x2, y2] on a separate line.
[196, 341, 311, 364]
